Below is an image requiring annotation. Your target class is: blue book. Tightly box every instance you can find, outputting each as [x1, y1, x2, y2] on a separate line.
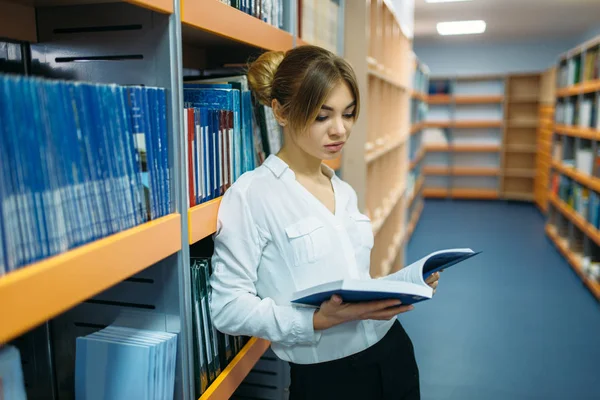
[0, 345, 26, 400]
[291, 248, 481, 307]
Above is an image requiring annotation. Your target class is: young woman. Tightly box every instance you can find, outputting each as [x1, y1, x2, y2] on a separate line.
[209, 45, 440, 400]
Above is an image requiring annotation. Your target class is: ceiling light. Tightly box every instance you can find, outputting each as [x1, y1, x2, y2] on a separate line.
[426, 0, 473, 3]
[437, 20, 486, 36]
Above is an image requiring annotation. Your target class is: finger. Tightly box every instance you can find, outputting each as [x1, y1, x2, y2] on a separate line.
[330, 295, 343, 304]
[364, 305, 414, 320]
[350, 299, 402, 316]
[429, 281, 438, 290]
[425, 272, 440, 284]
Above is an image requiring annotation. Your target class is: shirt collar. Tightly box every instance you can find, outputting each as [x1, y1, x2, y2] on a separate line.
[263, 154, 336, 180]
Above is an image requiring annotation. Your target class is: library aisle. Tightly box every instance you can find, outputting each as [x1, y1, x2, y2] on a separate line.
[402, 199, 600, 400]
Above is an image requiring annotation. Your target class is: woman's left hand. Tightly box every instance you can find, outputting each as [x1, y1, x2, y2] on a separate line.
[425, 272, 440, 295]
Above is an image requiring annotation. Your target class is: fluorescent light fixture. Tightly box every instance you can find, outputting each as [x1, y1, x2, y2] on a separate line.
[437, 20, 486, 36]
[426, 0, 473, 3]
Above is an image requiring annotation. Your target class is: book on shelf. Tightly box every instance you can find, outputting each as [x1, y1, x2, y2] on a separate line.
[0, 73, 169, 276]
[291, 248, 481, 307]
[182, 74, 282, 207]
[0, 345, 27, 400]
[75, 326, 178, 400]
[190, 257, 249, 397]
[220, 0, 284, 30]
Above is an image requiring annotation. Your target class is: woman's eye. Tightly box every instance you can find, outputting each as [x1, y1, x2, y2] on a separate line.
[343, 113, 356, 119]
[315, 115, 328, 122]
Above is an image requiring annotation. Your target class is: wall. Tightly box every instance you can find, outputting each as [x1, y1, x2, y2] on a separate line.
[414, 37, 578, 77]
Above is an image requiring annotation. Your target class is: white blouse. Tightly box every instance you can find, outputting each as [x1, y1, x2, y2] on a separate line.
[209, 155, 414, 364]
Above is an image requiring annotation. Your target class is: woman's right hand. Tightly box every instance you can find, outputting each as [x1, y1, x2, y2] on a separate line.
[313, 295, 414, 331]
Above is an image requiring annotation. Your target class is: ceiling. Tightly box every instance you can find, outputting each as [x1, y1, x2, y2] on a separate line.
[414, 0, 600, 44]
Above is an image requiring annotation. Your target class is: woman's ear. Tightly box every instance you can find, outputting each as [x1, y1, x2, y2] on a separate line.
[271, 98, 287, 127]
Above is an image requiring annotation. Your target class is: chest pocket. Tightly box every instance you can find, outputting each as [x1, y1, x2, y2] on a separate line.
[346, 212, 375, 250]
[285, 217, 329, 266]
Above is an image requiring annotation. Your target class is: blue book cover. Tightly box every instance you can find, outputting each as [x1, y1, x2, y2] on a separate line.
[157, 89, 170, 216]
[75, 336, 151, 400]
[142, 87, 160, 219]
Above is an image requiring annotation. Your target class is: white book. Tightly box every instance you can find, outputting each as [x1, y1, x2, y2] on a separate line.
[291, 248, 480, 307]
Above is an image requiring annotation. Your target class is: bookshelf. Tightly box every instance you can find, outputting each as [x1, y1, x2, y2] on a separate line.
[408, 53, 428, 246]
[0, 0, 417, 398]
[422, 75, 505, 200]
[501, 73, 542, 201]
[535, 67, 557, 212]
[547, 34, 600, 301]
[343, 0, 413, 278]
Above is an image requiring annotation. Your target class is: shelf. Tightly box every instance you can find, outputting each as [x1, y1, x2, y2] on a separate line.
[556, 80, 600, 98]
[410, 122, 424, 135]
[423, 121, 452, 128]
[199, 337, 271, 400]
[411, 91, 428, 101]
[407, 176, 425, 207]
[453, 120, 503, 129]
[182, 0, 294, 51]
[423, 188, 449, 198]
[424, 144, 451, 152]
[549, 195, 600, 246]
[372, 186, 404, 236]
[505, 144, 537, 153]
[504, 168, 536, 178]
[545, 224, 600, 301]
[365, 137, 405, 164]
[508, 120, 538, 128]
[409, 148, 425, 170]
[552, 161, 600, 193]
[427, 95, 451, 104]
[503, 192, 535, 201]
[555, 125, 598, 140]
[323, 156, 342, 170]
[453, 167, 500, 176]
[451, 189, 499, 199]
[454, 95, 504, 104]
[367, 66, 407, 90]
[452, 144, 501, 152]
[423, 166, 450, 175]
[404, 201, 424, 244]
[188, 198, 222, 245]
[0, 214, 182, 344]
[508, 96, 540, 104]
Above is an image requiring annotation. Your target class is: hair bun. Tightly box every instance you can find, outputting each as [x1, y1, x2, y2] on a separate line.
[247, 50, 285, 106]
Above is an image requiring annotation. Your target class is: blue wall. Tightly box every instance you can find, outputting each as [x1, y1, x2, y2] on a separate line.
[414, 38, 579, 77]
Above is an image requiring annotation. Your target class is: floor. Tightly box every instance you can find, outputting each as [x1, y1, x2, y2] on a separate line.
[400, 199, 600, 400]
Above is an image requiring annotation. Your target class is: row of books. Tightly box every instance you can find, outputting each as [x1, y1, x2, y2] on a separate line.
[411, 99, 428, 125]
[557, 48, 599, 88]
[190, 257, 249, 397]
[183, 75, 282, 206]
[0, 345, 26, 400]
[556, 97, 600, 129]
[299, 0, 341, 54]
[413, 64, 429, 95]
[428, 79, 452, 95]
[219, 0, 285, 30]
[0, 74, 170, 276]
[75, 326, 178, 400]
[551, 174, 600, 230]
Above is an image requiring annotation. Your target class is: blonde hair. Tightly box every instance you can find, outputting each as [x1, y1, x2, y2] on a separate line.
[247, 45, 360, 134]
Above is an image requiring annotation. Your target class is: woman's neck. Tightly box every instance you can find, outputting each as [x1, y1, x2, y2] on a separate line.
[277, 143, 323, 180]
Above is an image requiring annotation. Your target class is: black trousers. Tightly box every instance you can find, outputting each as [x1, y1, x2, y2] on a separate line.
[289, 320, 420, 400]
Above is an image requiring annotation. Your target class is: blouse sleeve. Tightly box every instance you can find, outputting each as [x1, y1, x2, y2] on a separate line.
[209, 185, 322, 347]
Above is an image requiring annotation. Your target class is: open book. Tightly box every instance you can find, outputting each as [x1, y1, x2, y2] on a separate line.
[291, 248, 481, 307]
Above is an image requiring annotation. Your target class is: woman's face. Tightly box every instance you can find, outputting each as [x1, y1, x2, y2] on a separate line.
[294, 80, 357, 161]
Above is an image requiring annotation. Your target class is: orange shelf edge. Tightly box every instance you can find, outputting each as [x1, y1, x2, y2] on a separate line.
[423, 188, 448, 198]
[126, 0, 173, 13]
[452, 189, 499, 199]
[182, 0, 293, 51]
[405, 201, 424, 243]
[0, 213, 182, 344]
[545, 224, 600, 301]
[199, 337, 271, 400]
[188, 197, 223, 245]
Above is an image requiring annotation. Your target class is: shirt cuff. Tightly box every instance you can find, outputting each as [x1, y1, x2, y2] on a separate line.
[292, 307, 323, 344]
